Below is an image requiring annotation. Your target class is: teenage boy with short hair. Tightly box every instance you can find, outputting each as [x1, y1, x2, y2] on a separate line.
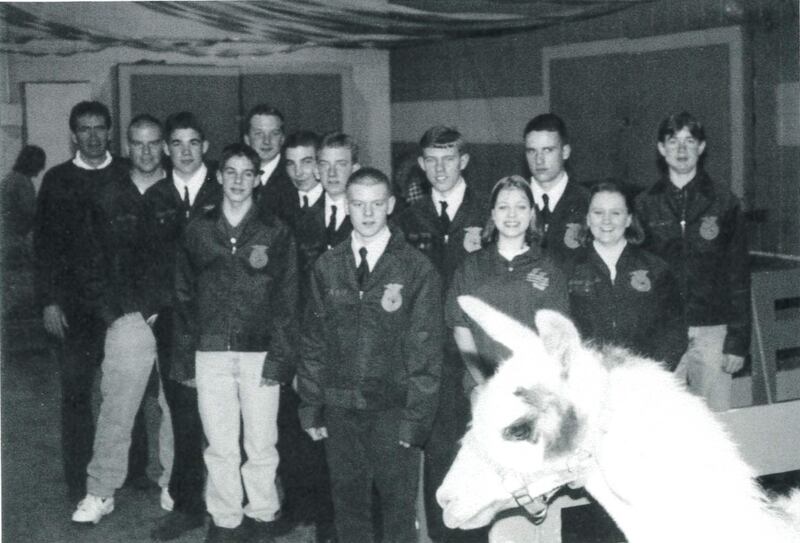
[394, 125, 486, 542]
[173, 143, 298, 543]
[635, 112, 750, 412]
[298, 167, 443, 543]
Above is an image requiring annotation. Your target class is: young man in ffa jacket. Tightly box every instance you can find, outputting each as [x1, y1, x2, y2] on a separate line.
[393, 126, 487, 543]
[173, 143, 299, 543]
[298, 168, 443, 543]
[147, 111, 222, 541]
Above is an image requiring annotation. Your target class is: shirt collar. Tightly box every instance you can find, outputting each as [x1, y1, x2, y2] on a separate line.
[298, 182, 324, 207]
[325, 192, 348, 227]
[431, 177, 466, 218]
[259, 154, 281, 185]
[73, 151, 112, 170]
[172, 164, 208, 206]
[351, 226, 391, 272]
[531, 171, 568, 211]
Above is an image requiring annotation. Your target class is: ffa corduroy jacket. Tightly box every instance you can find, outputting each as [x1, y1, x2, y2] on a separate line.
[634, 171, 750, 357]
[297, 231, 443, 447]
[172, 204, 299, 383]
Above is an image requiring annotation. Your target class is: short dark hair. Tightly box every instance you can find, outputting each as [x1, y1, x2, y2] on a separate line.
[13, 145, 46, 176]
[523, 113, 569, 144]
[580, 180, 645, 246]
[128, 113, 163, 140]
[284, 130, 320, 152]
[657, 111, 706, 143]
[319, 131, 359, 164]
[69, 101, 111, 133]
[243, 104, 285, 135]
[218, 143, 261, 173]
[346, 167, 391, 192]
[419, 126, 466, 155]
[482, 175, 540, 246]
[164, 111, 205, 141]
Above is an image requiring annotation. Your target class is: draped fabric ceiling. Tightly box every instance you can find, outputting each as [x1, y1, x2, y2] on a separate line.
[1, 1, 652, 57]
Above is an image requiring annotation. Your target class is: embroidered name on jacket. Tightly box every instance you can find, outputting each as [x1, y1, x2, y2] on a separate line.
[381, 283, 403, 312]
[526, 268, 550, 291]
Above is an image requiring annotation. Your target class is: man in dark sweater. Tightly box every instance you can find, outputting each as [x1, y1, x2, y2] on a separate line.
[34, 101, 135, 504]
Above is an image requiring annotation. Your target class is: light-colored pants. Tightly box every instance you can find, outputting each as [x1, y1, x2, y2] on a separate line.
[87, 313, 158, 497]
[674, 325, 731, 412]
[154, 369, 174, 489]
[196, 351, 281, 528]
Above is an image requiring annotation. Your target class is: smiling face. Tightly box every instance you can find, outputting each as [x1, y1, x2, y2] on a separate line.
[319, 146, 358, 199]
[72, 114, 110, 162]
[244, 114, 285, 164]
[587, 191, 632, 248]
[657, 127, 706, 178]
[347, 181, 395, 240]
[218, 154, 258, 206]
[165, 128, 208, 178]
[418, 146, 469, 195]
[491, 187, 535, 242]
[285, 145, 319, 192]
[525, 130, 570, 188]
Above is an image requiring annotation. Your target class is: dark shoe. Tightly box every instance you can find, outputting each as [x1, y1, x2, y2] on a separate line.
[315, 521, 337, 543]
[125, 474, 159, 491]
[205, 523, 245, 543]
[151, 511, 205, 541]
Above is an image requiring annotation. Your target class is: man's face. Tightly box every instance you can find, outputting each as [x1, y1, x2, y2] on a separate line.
[244, 114, 285, 164]
[347, 182, 395, 240]
[128, 124, 163, 175]
[319, 146, 359, 199]
[165, 128, 208, 177]
[285, 145, 319, 192]
[525, 130, 570, 186]
[418, 146, 469, 194]
[71, 114, 110, 161]
[657, 127, 706, 177]
[217, 154, 258, 206]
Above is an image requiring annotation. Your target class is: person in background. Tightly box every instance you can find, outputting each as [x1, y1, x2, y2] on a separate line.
[172, 143, 298, 543]
[447, 175, 569, 385]
[394, 125, 487, 543]
[298, 167, 442, 543]
[148, 111, 222, 541]
[524, 113, 589, 276]
[1, 144, 45, 266]
[635, 112, 749, 411]
[569, 181, 686, 370]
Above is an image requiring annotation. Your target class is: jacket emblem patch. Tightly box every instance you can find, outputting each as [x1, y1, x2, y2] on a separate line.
[463, 227, 482, 253]
[381, 283, 403, 312]
[563, 223, 581, 249]
[699, 216, 719, 241]
[526, 268, 550, 291]
[630, 269, 651, 292]
[249, 245, 269, 269]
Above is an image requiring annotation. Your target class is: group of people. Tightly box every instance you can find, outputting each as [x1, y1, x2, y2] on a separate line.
[27, 98, 749, 543]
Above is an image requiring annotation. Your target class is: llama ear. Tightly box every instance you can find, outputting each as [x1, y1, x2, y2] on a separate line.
[457, 295, 543, 356]
[534, 310, 582, 375]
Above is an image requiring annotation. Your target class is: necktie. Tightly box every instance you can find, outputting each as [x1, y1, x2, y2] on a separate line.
[302, 195, 309, 209]
[327, 205, 337, 246]
[439, 201, 450, 234]
[540, 193, 551, 233]
[183, 185, 191, 218]
[357, 247, 369, 289]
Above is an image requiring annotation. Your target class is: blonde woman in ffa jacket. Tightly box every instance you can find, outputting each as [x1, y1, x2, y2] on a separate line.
[172, 143, 299, 543]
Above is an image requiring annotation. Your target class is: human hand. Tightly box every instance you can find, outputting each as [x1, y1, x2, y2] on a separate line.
[43, 304, 68, 339]
[306, 427, 328, 441]
[399, 441, 411, 448]
[722, 354, 745, 374]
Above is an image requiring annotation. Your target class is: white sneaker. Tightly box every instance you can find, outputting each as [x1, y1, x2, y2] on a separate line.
[160, 487, 174, 512]
[71, 494, 114, 524]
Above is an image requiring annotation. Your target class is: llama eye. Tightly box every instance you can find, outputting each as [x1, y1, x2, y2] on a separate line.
[503, 420, 533, 442]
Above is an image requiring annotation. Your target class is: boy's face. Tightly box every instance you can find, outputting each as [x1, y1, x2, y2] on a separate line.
[657, 127, 706, 177]
[165, 128, 208, 177]
[217, 154, 258, 205]
[285, 145, 319, 192]
[319, 146, 359, 199]
[244, 114, 285, 164]
[347, 182, 395, 240]
[128, 123, 163, 175]
[418, 146, 469, 194]
[525, 130, 570, 186]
